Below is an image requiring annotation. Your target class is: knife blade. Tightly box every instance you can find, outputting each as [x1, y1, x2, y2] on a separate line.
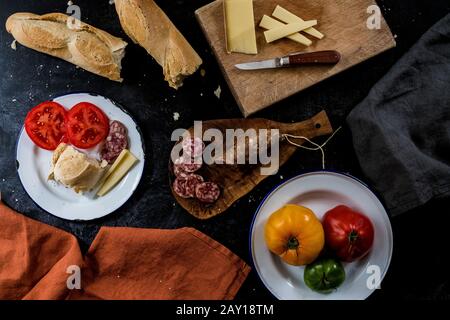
[235, 50, 341, 71]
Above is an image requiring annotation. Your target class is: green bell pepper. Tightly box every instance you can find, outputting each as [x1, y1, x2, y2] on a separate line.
[304, 257, 345, 293]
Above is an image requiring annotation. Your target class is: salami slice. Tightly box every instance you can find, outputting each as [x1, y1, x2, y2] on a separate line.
[110, 120, 128, 135]
[173, 178, 190, 198]
[182, 137, 205, 158]
[195, 182, 220, 203]
[101, 129, 129, 164]
[174, 156, 202, 173]
[173, 164, 189, 179]
[184, 174, 204, 197]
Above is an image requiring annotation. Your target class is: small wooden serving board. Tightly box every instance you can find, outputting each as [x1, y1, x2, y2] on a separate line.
[195, 0, 396, 117]
[170, 110, 333, 219]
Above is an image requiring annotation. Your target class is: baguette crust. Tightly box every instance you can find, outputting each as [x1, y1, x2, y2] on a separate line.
[115, 0, 202, 89]
[6, 12, 127, 82]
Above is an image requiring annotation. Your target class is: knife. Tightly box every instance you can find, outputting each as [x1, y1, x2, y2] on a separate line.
[235, 50, 341, 70]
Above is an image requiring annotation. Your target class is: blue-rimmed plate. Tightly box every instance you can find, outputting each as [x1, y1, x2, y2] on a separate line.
[16, 93, 145, 221]
[250, 171, 393, 300]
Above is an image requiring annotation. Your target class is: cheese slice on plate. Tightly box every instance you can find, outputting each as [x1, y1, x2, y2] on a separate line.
[259, 15, 312, 46]
[224, 0, 258, 54]
[263, 20, 317, 43]
[97, 149, 138, 197]
[272, 5, 324, 39]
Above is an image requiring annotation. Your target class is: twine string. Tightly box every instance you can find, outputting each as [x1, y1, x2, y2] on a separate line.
[282, 126, 342, 169]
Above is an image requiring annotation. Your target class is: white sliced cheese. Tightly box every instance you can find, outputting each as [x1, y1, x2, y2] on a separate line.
[97, 149, 138, 197]
[224, 0, 258, 54]
[272, 5, 324, 39]
[264, 20, 317, 43]
[259, 15, 312, 46]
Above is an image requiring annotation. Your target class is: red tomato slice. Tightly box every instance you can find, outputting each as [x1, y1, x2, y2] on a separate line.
[66, 102, 110, 149]
[24, 101, 67, 150]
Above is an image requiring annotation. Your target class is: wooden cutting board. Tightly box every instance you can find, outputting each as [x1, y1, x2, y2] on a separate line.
[195, 0, 396, 117]
[170, 110, 333, 219]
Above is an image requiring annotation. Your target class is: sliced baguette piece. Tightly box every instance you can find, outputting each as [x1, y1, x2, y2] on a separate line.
[115, 0, 202, 89]
[5, 12, 127, 82]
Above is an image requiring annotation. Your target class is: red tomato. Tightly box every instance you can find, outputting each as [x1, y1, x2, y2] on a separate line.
[24, 101, 67, 150]
[322, 205, 375, 262]
[66, 102, 110, 149]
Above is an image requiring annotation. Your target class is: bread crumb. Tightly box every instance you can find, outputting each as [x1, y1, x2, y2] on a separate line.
[394, 34, 398, 39]
[109, 0, 115, 4]
[173, 112, 180, 121]
[280, 175, 284, 179]
[200, 92, 203, 97]
[214, 85, 221, 99]
[11, 40, 17, 50]
[12, 98, 17, 102]
[200, 69, 206, 77]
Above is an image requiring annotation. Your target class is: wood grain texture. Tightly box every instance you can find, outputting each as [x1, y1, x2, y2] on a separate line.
[195, 0, 396, 116]
[170, 110, 333, 219]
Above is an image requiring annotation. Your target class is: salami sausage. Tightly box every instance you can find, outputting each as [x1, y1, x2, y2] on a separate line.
[110, 120, 127, 135]
[173, 177, 190, 198]
[182, 137, 205, 158]
[195, 182, 220, 204]
[101, 121, 129, 164]
[174, 156, 202, 173]
[173, 163, 189, 179]
[184, 174, 204, 197]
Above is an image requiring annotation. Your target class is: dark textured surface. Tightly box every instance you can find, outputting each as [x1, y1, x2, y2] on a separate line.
[0, 0, 449, 300]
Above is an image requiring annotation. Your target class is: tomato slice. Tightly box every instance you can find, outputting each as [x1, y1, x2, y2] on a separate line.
[24, 101, 67, 150]
[66, 102, 110, 149]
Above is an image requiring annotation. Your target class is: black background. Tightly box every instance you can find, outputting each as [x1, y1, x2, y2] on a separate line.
[1, 0, 449, 300]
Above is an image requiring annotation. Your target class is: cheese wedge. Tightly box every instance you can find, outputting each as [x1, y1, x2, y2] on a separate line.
[224, 0, 258, 54]
[97, 149, 138, 197]
[263, 20, 317, 43]
[259, 15, 312, 46]
[272, 5, 324, 39]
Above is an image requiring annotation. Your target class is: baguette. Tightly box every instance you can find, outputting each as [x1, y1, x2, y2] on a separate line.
[5, 12, 127, 82]
[115, 0, 202, 89]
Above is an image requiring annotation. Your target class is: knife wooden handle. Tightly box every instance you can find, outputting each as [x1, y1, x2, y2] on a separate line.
[287, 50, 341, 65]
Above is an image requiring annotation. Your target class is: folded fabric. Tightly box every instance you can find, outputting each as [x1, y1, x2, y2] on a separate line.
[347, 13, 450, 216]
[0, 201, 250, 300]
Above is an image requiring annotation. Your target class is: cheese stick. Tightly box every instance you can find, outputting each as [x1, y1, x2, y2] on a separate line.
[259, 15, 312, 46]
[272, 5, 324, 39]
[264, 20, 317, 43]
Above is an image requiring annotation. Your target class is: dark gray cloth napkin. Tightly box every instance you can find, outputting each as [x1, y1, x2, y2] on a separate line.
[347, 14, 450, 216]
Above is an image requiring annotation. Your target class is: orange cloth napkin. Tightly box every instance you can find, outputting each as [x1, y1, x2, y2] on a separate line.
[0, 202, 250, 300]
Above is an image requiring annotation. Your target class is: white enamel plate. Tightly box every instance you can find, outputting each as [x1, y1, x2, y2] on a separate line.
[250, 171, 393, 300]
[16, 93, 145, 221]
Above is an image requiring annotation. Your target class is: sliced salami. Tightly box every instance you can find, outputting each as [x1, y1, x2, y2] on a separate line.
[174, 156, 202, 173]
[173, 164, 189, 179]
[195, 182, 220, 204]
[184, 174, 204, 197]
[173, 178, 190, 199]
[110, 120, 128, 135]
[101, 129, 129, 164]
[182, 137, 205, 158]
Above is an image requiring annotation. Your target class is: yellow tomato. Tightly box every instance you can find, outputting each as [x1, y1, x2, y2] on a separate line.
[264, 204, 325, 266]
